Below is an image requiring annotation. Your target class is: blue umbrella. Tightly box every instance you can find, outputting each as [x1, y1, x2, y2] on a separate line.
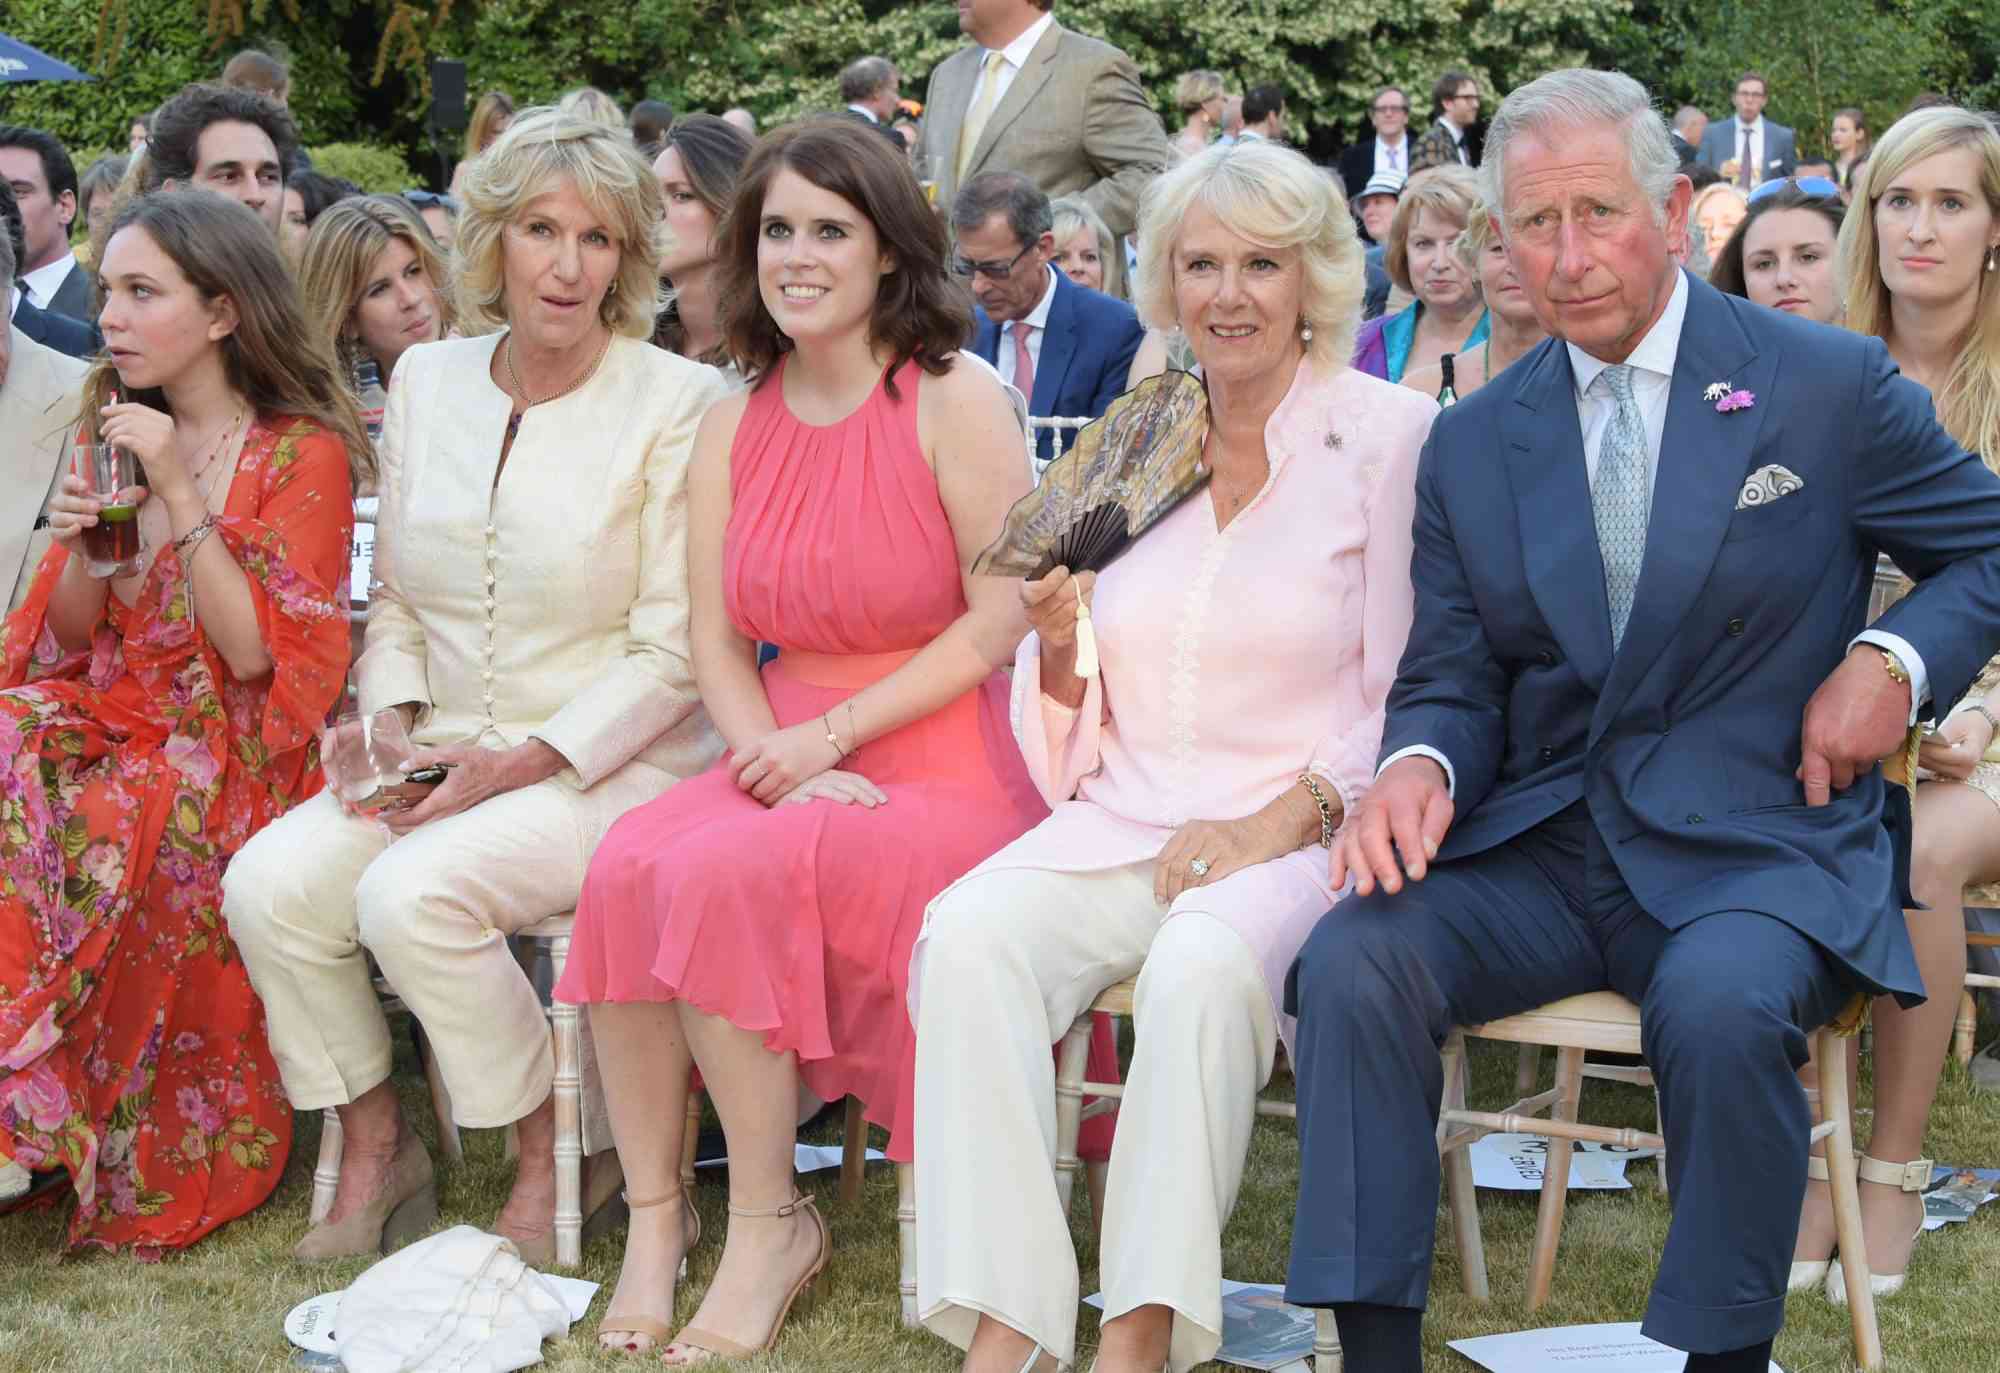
[0, 34, 93, 83]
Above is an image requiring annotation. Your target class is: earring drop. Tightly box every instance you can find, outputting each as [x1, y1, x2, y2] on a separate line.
[1299, 319, 1314, 342]
[1988, 246, 1997, 273]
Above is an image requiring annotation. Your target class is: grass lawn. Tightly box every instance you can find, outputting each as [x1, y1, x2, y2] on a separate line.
[2, 1014, 1997, 1373]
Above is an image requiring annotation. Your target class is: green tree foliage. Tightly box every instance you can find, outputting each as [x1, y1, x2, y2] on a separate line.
[1630, 0, 1952, 160]
[16, 0, 2000, 174]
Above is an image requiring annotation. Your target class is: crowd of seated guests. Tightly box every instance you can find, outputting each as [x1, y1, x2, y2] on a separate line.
[7, 54, 2000, 1373]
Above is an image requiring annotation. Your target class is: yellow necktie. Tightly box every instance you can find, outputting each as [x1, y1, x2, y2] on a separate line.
[956, 50, 1008, 184]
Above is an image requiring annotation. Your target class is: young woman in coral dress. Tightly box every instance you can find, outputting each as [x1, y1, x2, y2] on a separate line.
[0, 190, 363, 1252]
[556, 117, 1046, 1362]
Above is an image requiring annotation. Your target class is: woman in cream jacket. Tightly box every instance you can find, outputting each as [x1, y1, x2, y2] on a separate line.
[223, 108, 727, 1262]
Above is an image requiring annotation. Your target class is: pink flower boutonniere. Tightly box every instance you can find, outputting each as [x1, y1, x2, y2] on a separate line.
[1704, 380, 1756, 413]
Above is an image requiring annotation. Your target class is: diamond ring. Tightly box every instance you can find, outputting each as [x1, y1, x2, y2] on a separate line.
[1189, 858, 1212, 878]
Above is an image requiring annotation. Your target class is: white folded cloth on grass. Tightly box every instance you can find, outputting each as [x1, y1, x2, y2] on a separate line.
[0, 1158, 28, 1202]
[334, 1225, 574, 1373]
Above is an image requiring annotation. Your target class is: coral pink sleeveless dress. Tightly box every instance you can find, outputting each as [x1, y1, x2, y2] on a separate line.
[557, 359, 1051, 1161]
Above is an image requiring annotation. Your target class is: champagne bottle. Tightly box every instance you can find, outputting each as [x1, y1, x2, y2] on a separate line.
[1436, 352, 1459, 408]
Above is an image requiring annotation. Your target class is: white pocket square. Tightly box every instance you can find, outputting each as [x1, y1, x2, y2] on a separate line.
[1737, 464, 1804, 510]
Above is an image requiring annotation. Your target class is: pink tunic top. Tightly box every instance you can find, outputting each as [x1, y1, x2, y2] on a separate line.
[922, 361, 1437, 1048]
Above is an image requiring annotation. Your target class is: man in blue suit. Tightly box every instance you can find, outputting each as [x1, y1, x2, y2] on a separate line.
[951, 171, 1145, 461]
[1281, 70, 2000, 1371]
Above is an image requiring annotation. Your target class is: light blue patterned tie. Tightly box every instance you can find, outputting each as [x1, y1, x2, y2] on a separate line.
[1591, 364, 1651, 650]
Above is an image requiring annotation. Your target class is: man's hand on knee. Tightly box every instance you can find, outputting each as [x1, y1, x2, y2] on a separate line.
[1331, 757, 1454, 896]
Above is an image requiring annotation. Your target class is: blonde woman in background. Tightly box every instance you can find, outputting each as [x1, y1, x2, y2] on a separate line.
[1350, 163, 1488, 383]
[223, 107, 728, 1266]
[450, 90, 515, 197]
[1050, 195, 1184, 388]
[1790, 105, 2000, 1306]
[1689, 181, 1749, 265]
[1169, 70, 1227, 161]
[1399, 201, 1545, 401]
[296, 195, 455, 444]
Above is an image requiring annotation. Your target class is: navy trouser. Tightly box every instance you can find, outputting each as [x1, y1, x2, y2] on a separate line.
[1282, 805, 1852, 1355]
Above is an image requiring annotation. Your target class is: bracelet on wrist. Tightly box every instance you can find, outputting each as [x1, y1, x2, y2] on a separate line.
[1297, 772, 1337, 850]
[822, 712, 849, 762]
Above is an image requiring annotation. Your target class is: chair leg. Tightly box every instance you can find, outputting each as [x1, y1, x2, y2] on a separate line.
[550, 999, 584, 1268]
[896, 1161, 920, 1328]
[1956, 987, 1978, 1069]
[1313, 1307, 1343, 1371]
[1527, 1046, 1585, 1309]
[1438, 1031, 1489, 1301]
[1053, 1012, 1093, 1216]
[839, 1095, 868, 1204]
[1818, 1030, 1884, 1370]
[416, 1023, 462, 1163]
[310, 1107, 343, 1225]
[1515, 1043, 1541, 1096]
[681, 1089, 703, 1193]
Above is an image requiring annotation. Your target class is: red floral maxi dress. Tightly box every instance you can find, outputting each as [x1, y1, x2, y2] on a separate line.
[0, 416, 352, 1254]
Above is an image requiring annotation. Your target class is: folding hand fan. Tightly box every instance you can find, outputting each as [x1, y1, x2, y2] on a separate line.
[971, 370, 1211, 677]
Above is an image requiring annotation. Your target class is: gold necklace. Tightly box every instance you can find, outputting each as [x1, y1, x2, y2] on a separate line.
[182, 410, 245, 502]
[504, 331, 613, 440]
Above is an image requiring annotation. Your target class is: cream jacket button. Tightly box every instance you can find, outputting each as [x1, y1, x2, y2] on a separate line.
[484, 597, 496, 611]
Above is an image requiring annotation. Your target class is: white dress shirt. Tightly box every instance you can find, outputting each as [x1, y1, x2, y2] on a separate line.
[847, 103, 881, 124]
[965, 10, 1055, 116]
[1433, 117, 1468, 164]
[996, 264, 1058, 392]
[1384, 269, 1926, 795]
[1374, 135, 1408, 176]
[18, 252, 76, 311]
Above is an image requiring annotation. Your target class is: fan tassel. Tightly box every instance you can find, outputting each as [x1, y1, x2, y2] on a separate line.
[1075, 595, 1100, 679]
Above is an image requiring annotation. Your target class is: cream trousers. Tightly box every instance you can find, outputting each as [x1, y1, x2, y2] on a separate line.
[914, 861, 1278, 1372]
[222, 763, 668, 1128]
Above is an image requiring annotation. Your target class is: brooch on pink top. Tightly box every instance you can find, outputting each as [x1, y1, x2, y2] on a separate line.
[1703, 381, 1756, 412]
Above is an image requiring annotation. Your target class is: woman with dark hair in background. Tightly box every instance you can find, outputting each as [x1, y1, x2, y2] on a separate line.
[631, 100, 676, 158]
[280, 171, 362, 262]
[1831, 108, 1872, 196]
[450, 90, 515, 197]
[1706, 177, 1846, 325]
[650, 114, 755, 371]
[0, 190, 362, 1251]
[557, 117, 1043, 1361]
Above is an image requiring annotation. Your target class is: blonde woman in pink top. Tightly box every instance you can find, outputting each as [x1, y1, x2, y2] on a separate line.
[911, 140, 1439, 1373]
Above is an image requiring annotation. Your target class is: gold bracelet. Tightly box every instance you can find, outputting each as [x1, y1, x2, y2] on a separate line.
[1297, 772, 1336, 850]
[845, 700, 860, 756]
[822, 712, 847, 760]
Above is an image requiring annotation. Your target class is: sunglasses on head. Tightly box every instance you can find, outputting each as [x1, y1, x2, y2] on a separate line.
[403, 189, 460, 211]
[1747, 176, 1841, 204]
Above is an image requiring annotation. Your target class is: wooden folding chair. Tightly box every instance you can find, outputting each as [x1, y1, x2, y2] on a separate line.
[1436, 992, 1884, 1371]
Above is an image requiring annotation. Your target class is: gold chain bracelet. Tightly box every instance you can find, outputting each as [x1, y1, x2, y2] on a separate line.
[1297, 772, 1336, 850]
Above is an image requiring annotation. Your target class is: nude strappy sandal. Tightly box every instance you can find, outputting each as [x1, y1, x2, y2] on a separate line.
[660, 1192, 829, 1365]
[597, 1188, 703, 1355]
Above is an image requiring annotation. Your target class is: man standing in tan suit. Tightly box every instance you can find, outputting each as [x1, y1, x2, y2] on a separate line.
[0, 222, 85, 612]
[919, 0, 1168, 240]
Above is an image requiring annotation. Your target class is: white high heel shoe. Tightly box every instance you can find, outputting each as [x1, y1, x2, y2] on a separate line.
[1788, 1154, 1833, 1292]
[1825, 1153, 1932, 1305]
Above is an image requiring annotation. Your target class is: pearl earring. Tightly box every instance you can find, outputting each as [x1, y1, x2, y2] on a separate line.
[1988, 246, 1998, 273]
[1299, 320, 1314, 342]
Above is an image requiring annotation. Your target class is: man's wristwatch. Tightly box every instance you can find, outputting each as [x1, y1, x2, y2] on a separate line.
[1878, 648, 1911, 690]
